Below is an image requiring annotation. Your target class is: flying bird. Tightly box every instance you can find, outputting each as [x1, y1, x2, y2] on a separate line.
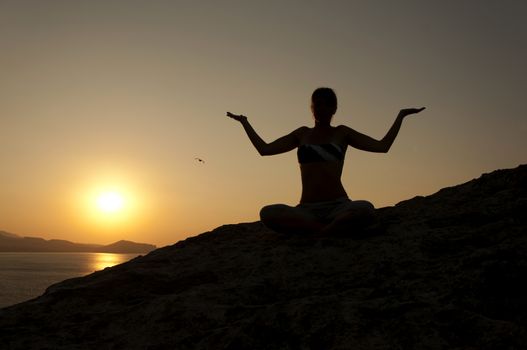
[194, 157, 205, 164]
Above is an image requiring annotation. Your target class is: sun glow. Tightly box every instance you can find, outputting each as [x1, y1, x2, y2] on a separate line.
[97, 191, 124, 213]
[72, 170, 153, 244]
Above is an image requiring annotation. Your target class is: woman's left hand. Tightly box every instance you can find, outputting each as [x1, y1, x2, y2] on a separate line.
[226, 112, 248, 123]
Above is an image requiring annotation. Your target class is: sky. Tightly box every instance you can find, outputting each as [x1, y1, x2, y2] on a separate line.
[1, 0, 526, 247]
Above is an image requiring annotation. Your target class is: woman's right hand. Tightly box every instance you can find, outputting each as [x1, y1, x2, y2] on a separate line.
[226, 112, 247, 123]
[398, 107, 426, 118]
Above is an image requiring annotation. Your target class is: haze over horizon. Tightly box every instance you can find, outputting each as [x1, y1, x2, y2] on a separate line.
[1, 1, 526, 246]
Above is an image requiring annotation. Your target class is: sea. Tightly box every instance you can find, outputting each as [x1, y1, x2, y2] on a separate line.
[0, 252, 140, 309]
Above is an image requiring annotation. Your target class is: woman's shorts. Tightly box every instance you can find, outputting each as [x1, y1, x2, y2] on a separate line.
[296, 197, 358, 223]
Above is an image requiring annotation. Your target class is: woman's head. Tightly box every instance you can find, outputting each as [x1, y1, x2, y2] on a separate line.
[311, 87, 337, 124]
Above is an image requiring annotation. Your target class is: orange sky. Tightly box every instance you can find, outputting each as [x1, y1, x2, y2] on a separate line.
[1, 1, 526, 246]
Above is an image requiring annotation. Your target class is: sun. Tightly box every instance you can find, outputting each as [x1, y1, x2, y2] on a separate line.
[96, 191, 124, 213]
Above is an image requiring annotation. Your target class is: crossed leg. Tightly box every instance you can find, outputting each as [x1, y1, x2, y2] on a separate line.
[320, 200, 377, 235]
[260, 204, 325, 234]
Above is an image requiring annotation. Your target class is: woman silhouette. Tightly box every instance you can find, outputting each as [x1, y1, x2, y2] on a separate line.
[227, 87, 424, 235]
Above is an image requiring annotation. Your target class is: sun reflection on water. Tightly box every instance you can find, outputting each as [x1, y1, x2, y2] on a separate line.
[91, 253, 134, 272]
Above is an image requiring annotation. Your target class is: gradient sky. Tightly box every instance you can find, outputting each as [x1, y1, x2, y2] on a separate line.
[1, 0, 526, 246]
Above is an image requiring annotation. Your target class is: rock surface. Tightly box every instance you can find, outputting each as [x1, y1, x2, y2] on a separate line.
[1, 165, 526, 349]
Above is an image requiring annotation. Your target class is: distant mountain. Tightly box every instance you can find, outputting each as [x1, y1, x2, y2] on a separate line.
[0, 231, 20, 239]
[101, 240, 157, 253]
[0, 233, 156, 253]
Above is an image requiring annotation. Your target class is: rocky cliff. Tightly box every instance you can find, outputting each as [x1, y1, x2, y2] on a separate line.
[1, 165, 526, 349]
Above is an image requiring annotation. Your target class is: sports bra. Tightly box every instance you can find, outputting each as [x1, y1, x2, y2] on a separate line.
[297, 143, 346, 164]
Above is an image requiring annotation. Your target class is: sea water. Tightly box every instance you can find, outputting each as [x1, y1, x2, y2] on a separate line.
[0, 252, 139, 308]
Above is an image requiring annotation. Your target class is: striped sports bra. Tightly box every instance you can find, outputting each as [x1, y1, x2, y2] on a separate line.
[297, 143, 346, 164]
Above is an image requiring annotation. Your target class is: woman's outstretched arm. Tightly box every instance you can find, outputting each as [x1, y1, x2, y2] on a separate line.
[342, 107, 425, 153]
[227, 112, 305, 156]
